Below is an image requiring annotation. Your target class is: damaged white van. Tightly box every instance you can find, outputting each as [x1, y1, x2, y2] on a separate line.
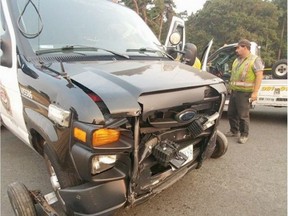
[1, 0, 227, 215]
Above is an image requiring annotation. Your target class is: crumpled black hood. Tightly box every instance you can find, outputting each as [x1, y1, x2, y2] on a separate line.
[53, 60, 224, 116]
[67, 60, 222, 91]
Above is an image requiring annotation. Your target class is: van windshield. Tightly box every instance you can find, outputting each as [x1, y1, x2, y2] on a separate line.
[16, 0, 163, 57]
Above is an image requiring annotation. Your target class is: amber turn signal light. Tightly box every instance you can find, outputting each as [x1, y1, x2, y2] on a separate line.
[92, 129, 120, 146]
[73, 127, 87, 143]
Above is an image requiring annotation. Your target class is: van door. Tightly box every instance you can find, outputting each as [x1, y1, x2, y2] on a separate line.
[200, 39, 213, 71]
[206, 43, 237, 82]
[0, 2, 29, 145]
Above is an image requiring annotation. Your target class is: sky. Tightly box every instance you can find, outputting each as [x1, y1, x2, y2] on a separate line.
[174, 0, 207, 15]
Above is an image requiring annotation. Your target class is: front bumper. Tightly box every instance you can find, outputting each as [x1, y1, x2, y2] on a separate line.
[62, 85, 226, 215]
[59, 179, 127, 216]
[61, 130, 217, 215]
[65, 131, 133, 215]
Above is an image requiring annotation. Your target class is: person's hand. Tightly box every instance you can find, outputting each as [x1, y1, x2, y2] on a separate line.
[251, 92, 258, 101]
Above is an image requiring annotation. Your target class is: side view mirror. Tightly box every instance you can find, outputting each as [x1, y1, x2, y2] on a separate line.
[182, 43, 197, 66]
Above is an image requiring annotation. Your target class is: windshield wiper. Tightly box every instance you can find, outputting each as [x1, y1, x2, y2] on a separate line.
[126, 47, 174, 60]
[36, 45, 130, 59]
[126, 47, 160, 53]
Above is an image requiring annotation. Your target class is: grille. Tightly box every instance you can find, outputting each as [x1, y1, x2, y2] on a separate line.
[144, 99, 220, 130]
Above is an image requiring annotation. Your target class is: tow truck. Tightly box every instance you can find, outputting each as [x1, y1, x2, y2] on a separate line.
[205, 42, 287, 109]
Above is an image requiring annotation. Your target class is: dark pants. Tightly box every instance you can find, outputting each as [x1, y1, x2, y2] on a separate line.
[227, 91, 251, 136]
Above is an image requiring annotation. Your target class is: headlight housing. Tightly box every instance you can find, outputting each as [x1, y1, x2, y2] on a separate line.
[91, 155, 117, 174]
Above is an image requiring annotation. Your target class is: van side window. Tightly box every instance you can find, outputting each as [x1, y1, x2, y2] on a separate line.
[0, 3, 12, 68]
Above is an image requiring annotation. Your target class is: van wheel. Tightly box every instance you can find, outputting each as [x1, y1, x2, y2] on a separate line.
[211, 130, 228, 158]
[44, 153, 80, 190]
[7, 182, 37, 216]
[272, 59, 287, 79]
[44, 143, 81, 215]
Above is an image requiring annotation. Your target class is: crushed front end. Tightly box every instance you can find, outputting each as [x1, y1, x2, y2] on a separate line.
[60, 81, 226, 215]
[129, 83, 226, 205]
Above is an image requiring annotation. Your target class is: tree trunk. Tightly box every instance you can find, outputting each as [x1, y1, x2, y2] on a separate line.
[132, 0, 139, 14]
[158, 13, 163, 40]
[277, 17, 286, 60]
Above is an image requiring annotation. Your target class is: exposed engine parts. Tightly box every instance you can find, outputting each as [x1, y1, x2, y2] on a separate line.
[139, 112, 220, 165]
[188, 112, 219, 138]
[152, 139, 188, 168]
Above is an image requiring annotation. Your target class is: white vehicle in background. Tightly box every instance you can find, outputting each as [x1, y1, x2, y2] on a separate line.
[165, 17, 287, 109]
[255, 79, 287, 107]
[206, 43, 287, 109]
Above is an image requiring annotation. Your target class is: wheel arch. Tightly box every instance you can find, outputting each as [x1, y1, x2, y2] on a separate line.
[30, 129, 45, 156]
[24, 108, 59, 156]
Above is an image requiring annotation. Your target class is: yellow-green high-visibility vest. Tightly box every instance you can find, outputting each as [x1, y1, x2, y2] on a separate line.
[230, 54, 258, 92]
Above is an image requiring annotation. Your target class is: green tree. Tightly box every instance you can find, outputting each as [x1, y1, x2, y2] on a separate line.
[185, 0, 281, 66]
[271, 0, 287, 60]
[121, 0, 176, 40]
[120, 0, 285, 66]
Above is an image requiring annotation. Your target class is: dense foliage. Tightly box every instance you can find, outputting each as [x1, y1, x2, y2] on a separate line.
[121, 0, 286, 66]
[186, 0, 287, 66]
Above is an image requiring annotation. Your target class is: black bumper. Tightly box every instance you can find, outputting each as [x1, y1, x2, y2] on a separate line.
[59, 179, 127, 215]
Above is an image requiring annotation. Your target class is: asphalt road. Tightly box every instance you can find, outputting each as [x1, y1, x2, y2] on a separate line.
[1, 106, 287, 216]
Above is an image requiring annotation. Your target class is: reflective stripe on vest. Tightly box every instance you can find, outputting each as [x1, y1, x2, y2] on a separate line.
[230, 81, 254, 87]
[230, 54, 258, 92]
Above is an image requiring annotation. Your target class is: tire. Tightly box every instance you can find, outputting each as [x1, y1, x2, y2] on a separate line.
[44, 143, 81, 215]
[44, 154, 80, 189]
[210, 130, 228, 159]
[7, 182, 37, 216]
[271, 59, 287, 79]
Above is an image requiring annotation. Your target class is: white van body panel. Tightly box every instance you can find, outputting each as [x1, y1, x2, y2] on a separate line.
[0, 0, 30, 145]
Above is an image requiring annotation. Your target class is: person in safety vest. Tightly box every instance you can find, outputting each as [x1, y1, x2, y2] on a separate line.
[225, 39, 264, 144]
[193, 57, 201, 69]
